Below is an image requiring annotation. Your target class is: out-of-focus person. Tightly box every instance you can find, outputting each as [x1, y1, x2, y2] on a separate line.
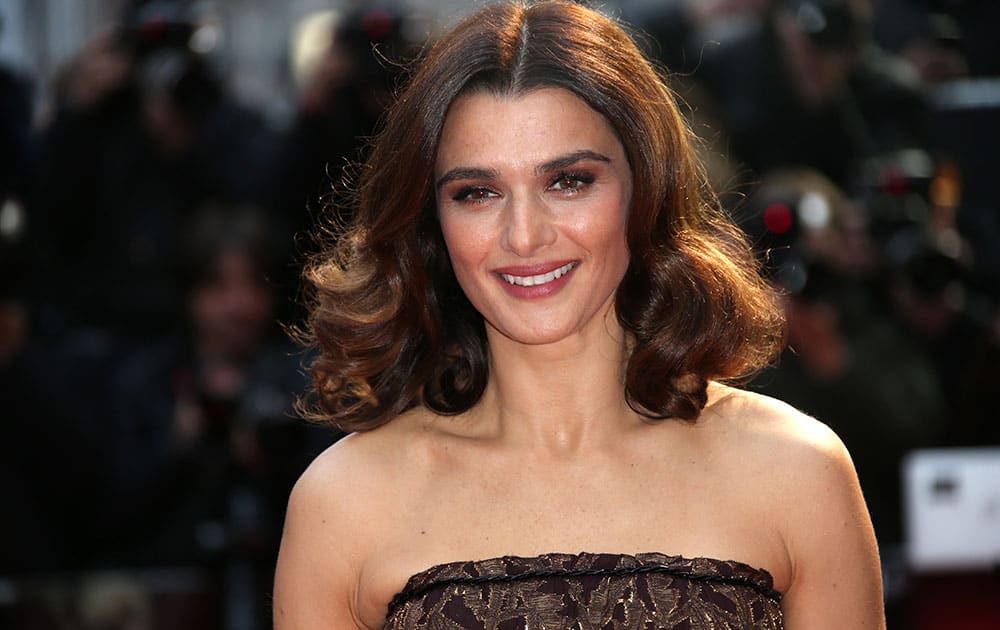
[105, 205, 338, 626]
[630, 0, 929, 188]
[36, 0, 276, 336]
[267, 3, 420, 320]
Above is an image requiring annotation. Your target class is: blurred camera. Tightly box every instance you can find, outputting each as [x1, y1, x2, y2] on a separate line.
[119, 0, 199, 59]
[118, 1, 221, 116]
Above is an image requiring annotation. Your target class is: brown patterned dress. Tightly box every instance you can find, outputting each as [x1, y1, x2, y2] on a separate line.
[384, 552, 783, 629]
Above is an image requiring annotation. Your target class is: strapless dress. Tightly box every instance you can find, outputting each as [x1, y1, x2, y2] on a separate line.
[384, 551, 783, 629]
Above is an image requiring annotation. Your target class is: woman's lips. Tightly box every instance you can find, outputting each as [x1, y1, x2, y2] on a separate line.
[497, 261, 578, 287]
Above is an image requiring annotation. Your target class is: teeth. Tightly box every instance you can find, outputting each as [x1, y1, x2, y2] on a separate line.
[501, 262, 577, 287]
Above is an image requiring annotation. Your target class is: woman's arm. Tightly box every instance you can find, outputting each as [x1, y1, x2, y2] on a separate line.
[273, 443, 370, 629]
[779, 421, 886, 629]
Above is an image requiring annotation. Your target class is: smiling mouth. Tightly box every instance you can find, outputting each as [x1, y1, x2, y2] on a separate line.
[499, 262, 578, 287]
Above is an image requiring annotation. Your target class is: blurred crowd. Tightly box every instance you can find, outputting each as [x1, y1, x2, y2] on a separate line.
[0, 0, 998, 628]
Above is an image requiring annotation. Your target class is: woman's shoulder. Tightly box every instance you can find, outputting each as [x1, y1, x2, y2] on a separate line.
[289, 406, 448, 515]
[701, 384, 857, 495]
[707, 384, 848, 456]
[276, 409, 445, 628]
[296, 408, 424, 479]
[703, 388, 884, 625]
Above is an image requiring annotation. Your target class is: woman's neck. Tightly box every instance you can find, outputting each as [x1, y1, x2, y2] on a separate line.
[473, 313, 642, 455]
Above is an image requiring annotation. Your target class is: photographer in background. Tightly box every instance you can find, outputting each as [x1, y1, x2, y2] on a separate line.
[106, 205, 336, 626]
[36, 0, 275, 338]
[629, 0, 928, 189]
[267, 3, 419, 290]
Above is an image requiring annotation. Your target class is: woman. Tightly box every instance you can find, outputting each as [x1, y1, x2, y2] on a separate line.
[274, 1, 885, 628]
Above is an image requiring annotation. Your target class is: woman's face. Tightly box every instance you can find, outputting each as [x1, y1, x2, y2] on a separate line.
[435, 87, 632, 346]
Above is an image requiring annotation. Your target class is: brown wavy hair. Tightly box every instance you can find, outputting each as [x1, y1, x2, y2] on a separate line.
[301, 0, 786, 431]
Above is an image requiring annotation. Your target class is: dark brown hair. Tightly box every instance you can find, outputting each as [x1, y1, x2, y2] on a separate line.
[302, 0, 785, 431]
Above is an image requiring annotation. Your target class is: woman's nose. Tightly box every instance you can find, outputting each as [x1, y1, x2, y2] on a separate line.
[500, 194, 556, 257]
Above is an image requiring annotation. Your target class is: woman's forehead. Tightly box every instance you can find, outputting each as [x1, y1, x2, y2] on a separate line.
[434, 87, 625, 173]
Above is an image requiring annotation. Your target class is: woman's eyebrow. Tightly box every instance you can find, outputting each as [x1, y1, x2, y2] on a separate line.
[535, 150, 611, 175]
[436, 167, 499, 190]
[435, 150, 611, 191]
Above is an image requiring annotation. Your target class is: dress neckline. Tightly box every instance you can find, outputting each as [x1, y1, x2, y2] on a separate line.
[388, 551, 781, 618]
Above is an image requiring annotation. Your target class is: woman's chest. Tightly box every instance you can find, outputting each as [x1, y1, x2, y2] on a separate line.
[355, 466, 790, 626]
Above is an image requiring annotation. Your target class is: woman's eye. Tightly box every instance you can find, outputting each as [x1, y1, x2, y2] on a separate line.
[550, 172, 594, 192]
[453, 187, 498, 203]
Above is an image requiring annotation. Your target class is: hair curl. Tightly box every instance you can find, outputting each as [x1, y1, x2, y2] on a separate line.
[301, 0, 786, 431]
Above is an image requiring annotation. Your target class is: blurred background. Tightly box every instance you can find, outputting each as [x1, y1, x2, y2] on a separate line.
[0, 0, 997, 628]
